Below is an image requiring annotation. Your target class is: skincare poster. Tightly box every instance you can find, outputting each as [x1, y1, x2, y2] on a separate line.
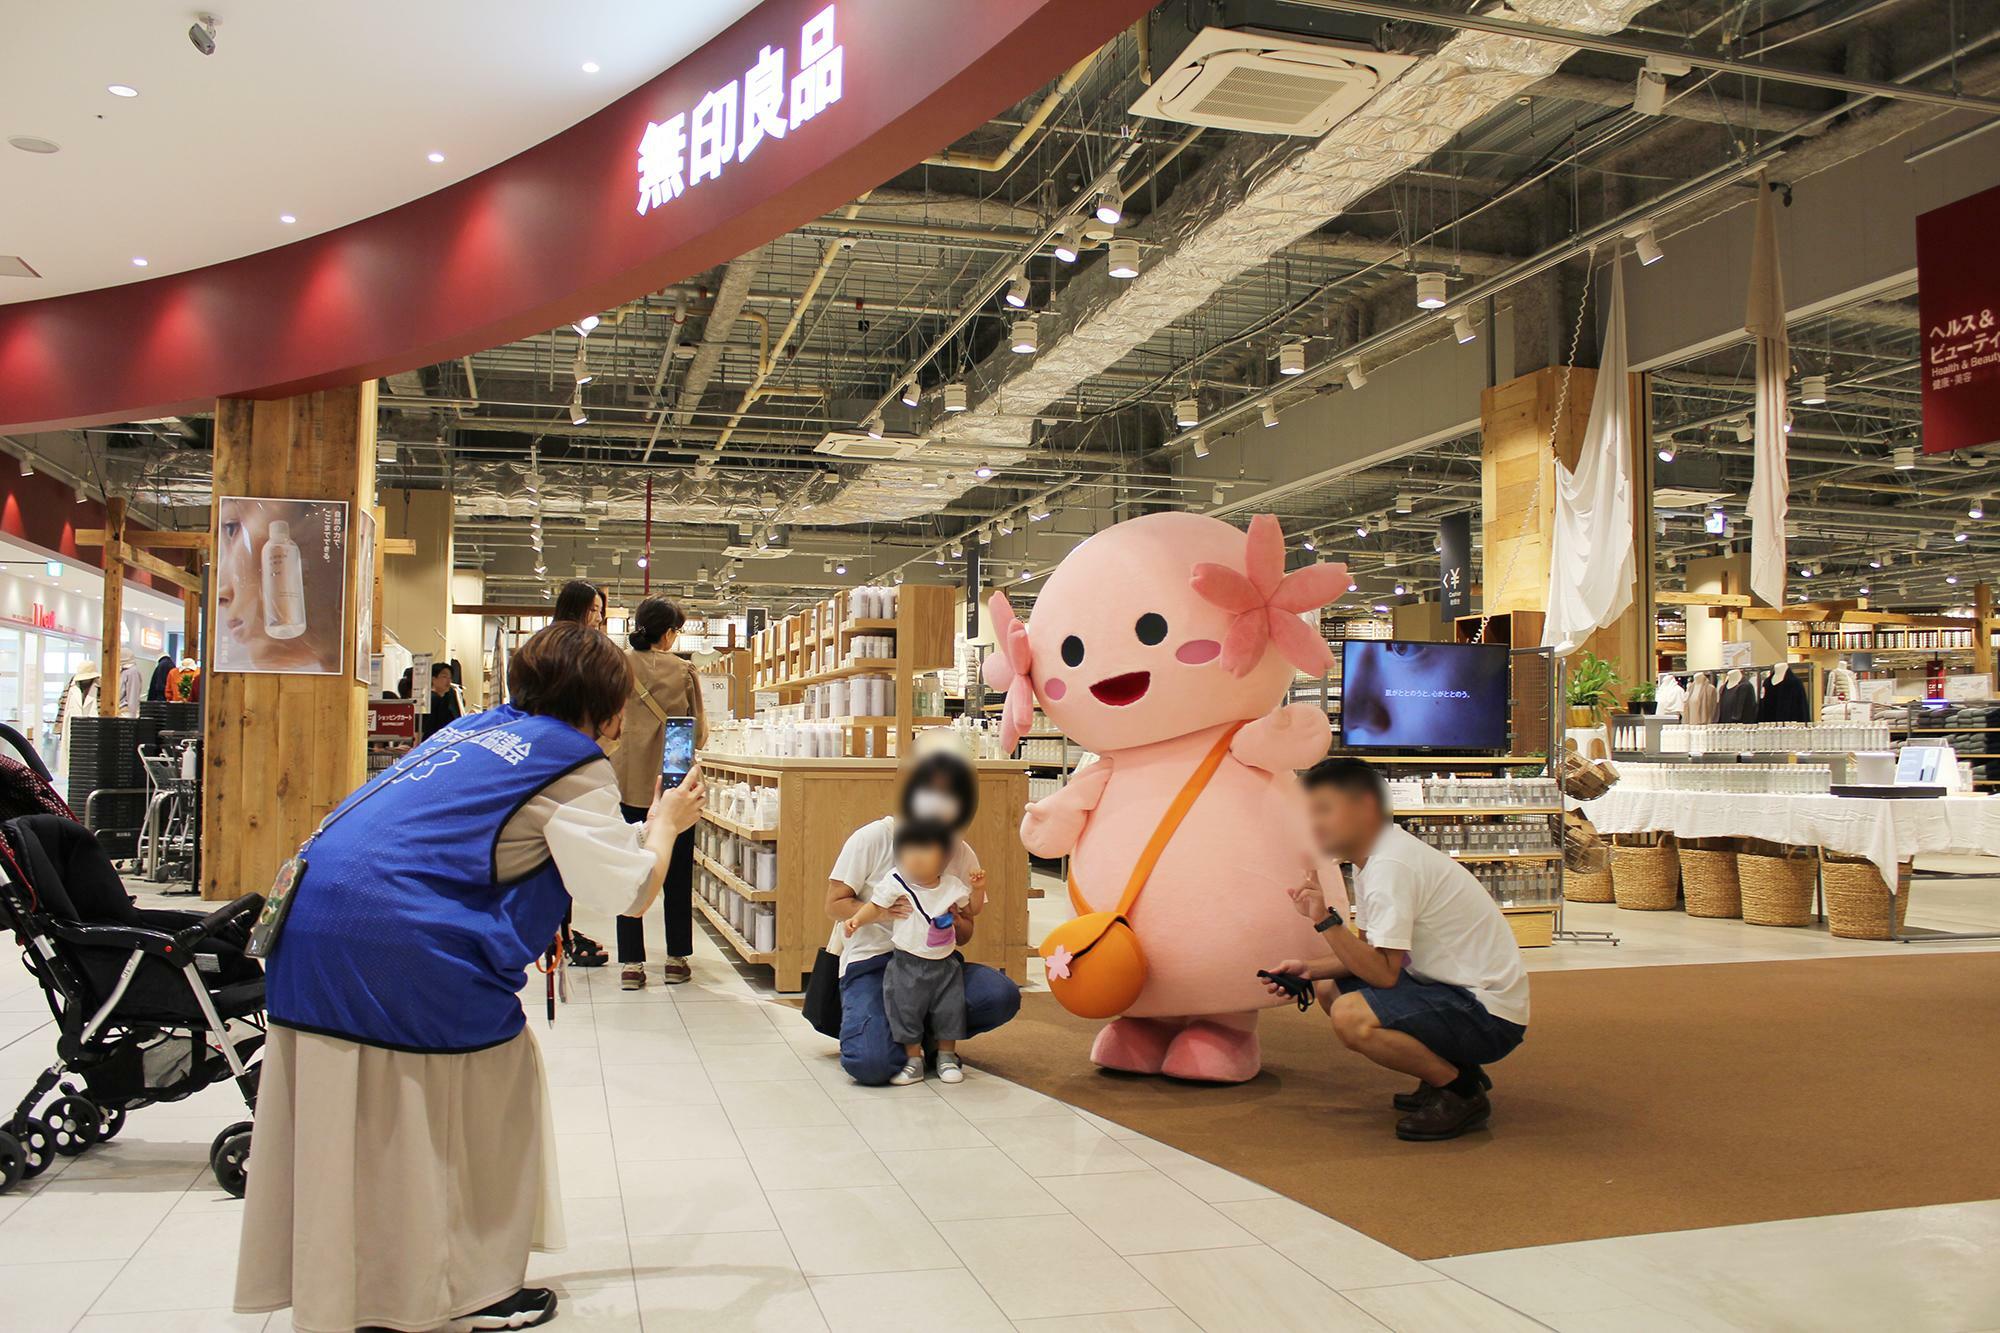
[213, 496, 350, 676]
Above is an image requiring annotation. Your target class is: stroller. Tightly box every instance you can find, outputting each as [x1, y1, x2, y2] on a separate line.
[0, 722, 266, 1197]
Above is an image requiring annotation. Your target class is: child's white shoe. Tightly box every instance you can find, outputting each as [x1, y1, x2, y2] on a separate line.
[889, 1060, 925, 1086]
[936, 1054, 964, 1084]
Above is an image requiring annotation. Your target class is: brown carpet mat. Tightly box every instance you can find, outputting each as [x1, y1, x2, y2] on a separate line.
[964, 953, 2000, 1258]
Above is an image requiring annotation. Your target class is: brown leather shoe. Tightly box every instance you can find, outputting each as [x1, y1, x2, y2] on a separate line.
[1393, 1069, 1491, 1112]
[1395, 1087, 1491, 1141]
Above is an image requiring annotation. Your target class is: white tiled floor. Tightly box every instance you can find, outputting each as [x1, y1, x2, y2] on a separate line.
[1, 871, 1997, 1331]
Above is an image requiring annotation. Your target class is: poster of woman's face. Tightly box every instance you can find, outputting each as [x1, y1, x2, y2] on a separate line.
[213, 496, 349, 675]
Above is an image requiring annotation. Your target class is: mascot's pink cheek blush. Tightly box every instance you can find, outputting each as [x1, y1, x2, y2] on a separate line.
[1043, 678, 1067, 700]
[1175, 639, 1221, 665]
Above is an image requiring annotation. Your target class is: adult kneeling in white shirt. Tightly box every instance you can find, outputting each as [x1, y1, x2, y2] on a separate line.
[1263, 758, 1528, 1142]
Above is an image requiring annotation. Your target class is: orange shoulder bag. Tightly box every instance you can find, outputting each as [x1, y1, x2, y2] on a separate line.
[1038, 723, 1242, 1018]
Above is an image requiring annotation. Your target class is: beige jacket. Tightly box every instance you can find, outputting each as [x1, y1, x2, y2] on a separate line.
[612, 647, 707, 807]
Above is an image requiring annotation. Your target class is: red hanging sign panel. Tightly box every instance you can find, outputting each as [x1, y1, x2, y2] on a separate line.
[1917, 181, 2000, 454]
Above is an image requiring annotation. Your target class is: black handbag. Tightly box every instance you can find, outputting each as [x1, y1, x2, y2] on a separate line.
[801, 947, 842, 1039]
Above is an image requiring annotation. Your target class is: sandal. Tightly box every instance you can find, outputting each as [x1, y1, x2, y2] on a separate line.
[565, 929, 609, 968]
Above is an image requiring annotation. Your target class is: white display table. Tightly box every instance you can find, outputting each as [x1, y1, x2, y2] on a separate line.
[1578, 789, 2000, 894]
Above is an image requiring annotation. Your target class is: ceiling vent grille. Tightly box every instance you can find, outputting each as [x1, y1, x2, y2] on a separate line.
[1130, 28, 1417, 136]
[815, 431, 923, 461]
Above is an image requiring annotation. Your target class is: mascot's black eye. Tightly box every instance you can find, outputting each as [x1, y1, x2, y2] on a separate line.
[1135, 613, 1168, 646]
[1061, 635, 1086, 667]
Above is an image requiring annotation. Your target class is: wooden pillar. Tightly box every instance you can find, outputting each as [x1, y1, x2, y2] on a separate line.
[99, 497, 126, 715]
[1977, 582, 1995, 692]
[1479, 365, 1651, 694]
[182, 554, 203, 660]
[200, 384, 377, 900]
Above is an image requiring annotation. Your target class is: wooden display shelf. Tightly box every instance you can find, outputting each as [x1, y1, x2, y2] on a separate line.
[695, 895, 774, 965]
[748, 585, 956, 758]
[700, 810, 779, 842]
[1445, 850, 1561, 863]
[1352, 755, 1547, 766]
[1502, 905, 1556, 948]
[1394, 806, 1563, 816]
[692, 751, 1031, 992]
[693, 849, 778, 903]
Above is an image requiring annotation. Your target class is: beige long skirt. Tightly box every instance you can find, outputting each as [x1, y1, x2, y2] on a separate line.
[234, 1024, 565, 1333]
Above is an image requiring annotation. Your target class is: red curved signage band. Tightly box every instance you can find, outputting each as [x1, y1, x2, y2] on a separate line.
[0, 0, 1153, 433]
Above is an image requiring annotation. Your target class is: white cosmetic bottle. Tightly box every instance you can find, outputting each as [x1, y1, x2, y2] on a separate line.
[261, 519, 308, 640]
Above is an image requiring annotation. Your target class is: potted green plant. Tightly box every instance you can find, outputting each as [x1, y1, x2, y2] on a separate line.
[1627, 680, 1658, 715]
[1564, 650, 1623, 728]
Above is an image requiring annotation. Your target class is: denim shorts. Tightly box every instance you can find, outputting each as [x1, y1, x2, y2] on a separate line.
[1337, 972, 1525, 1071]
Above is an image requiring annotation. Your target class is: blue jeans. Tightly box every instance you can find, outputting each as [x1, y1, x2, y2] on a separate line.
[838, 952, 1020, 1085]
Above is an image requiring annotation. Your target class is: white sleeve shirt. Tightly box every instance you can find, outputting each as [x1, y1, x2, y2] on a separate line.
[1352, 824, 1530, 1026]
[830, 816, 981, 974]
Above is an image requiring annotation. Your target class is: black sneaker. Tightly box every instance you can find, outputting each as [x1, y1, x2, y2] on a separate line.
[1392, 1069, 1490, 1112]
[455, 1287, 558, 1329]
[1395, 1088, 1492, 1142]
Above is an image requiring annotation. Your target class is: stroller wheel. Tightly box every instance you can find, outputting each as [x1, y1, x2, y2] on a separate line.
[0, 1128, 22, 1193]
[46, 1096, 102, 1156]
[4, 1118, 53, 1178]
[210, 1121, 252, 1199]
[95, 1105, 126, 1142]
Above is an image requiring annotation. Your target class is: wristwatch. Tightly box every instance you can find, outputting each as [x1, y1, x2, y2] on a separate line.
[1315, 908, 1344, 933]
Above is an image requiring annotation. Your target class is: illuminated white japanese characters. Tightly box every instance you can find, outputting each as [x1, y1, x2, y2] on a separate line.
[637, 5, 844, 217]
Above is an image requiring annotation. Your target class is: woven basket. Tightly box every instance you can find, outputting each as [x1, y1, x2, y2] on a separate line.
[1610, 834, 1680, 910]
[1678, 838, 1742, 919]
[1821, 852, 1912, 940]
[1739, 840, 1816, 927]
[1565, 851, 1614, 903]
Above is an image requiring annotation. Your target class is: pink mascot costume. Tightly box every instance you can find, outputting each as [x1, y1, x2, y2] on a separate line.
[985, 512, 1351, 1083]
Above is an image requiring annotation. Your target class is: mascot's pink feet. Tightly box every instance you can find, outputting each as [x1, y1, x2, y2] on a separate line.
[1161, 1019, 1261, 1084]
[1090, 1017, 1178, 1075]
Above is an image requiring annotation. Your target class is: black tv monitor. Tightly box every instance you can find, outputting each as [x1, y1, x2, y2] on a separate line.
[1339, 640, 1511, 754]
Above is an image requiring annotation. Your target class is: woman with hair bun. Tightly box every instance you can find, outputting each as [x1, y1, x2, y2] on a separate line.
[611, 597, 706, 987]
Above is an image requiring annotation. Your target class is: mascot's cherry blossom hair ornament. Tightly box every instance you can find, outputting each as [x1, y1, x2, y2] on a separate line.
[982, 590, 1037, 752]
[1190, 514, 1351, 678]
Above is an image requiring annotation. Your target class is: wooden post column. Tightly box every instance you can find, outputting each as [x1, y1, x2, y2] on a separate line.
[99, 497, 127, 715]
[200, 384, 377, 900]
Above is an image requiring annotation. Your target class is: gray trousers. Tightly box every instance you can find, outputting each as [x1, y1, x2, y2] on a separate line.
[882, 952, 967, 1045]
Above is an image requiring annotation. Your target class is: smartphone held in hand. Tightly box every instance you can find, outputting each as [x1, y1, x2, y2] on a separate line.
[659, 716, 696, 789]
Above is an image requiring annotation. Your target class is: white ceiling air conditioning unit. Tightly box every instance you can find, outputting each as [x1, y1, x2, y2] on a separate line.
[815, 430, 923, 461]
[1129, 27, 1418, 136]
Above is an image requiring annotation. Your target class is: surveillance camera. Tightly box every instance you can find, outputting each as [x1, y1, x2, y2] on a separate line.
[189, 13, 218, 56]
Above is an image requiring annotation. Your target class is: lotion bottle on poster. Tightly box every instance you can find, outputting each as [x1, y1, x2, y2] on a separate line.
[261, 520, 308, 640]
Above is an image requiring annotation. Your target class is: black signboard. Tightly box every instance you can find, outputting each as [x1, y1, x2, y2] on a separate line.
[1438, 511, 1472, 618]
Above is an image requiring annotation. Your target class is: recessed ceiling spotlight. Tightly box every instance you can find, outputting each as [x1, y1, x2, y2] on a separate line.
[1858, 584, 1870, 595]
[1107, 237, 1140, 279]
[1394, 583, 1407, 596]
[1278, 342, 1306, 376]
[1261, 403, 1279, 429]
[1093, 187, 1123, 227]
[581, 60, 601, 74]
[279, 213, 297, 224]
[1868, 558, 1882, 569]
[636, 555, 649, 569]
[834, 563, 847, 575]
[1415, 271, 1448, 309]
[1799, 373, 1828, 405]
[426, 151, 446, 164]
[1452, 312, 1477, 345]
[107, 84, 139, 98]
[1632, 224, 1664, 266]
[974, 465, 994, 479]
[1954, 526, 1969, 542]
[131, 257, 148, 267]
[1947, 574, 1960, 584]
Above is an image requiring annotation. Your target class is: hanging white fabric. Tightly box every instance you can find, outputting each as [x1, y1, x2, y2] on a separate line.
[1746, 173, 1790, 609]
[1543, 253, 1636, 654]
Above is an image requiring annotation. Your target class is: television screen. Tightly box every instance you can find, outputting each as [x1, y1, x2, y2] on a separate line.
[1340, 640, 1511, 754]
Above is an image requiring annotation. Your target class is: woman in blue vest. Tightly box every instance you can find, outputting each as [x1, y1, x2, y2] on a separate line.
[235, 622, 704, 1333]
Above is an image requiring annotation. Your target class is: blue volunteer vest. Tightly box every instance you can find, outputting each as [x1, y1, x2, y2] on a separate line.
[266, 704, 607, 1053]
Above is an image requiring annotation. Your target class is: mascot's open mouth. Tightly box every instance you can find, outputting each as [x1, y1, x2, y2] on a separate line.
[1089, 671, 1151, 706]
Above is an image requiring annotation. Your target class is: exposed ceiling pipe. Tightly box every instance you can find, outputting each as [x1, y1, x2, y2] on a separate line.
[923, 48, 1100, 171]
[1292, 0, 2000, 116]
[640, 255, 759, 463]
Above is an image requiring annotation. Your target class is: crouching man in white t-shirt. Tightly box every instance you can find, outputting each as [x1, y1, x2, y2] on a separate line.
[1262, 758, 1529, 1142]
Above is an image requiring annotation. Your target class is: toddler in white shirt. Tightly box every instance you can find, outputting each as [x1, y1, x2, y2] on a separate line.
[844, 821, 979, 1085]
